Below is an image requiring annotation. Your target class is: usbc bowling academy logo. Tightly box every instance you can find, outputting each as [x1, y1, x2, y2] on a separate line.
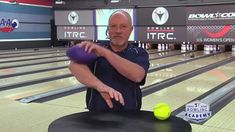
[68, 11, 79, 25]
[0, 18, 19, 32]
[152, 7, 169, 25]
[185, 100, 212, 123]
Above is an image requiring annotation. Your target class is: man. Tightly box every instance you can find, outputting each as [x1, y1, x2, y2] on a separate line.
[69, 10, 149, 111]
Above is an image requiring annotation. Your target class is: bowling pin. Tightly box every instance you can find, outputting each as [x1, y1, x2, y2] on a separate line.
[204, 45, 209, 51]
[192, 44, 196, 50]
[138, 41, 141, 47]
[206, 45, 209, 51]
[145, 43, 148, 49]
[232, 45, 235, 55]
[162, 44, 165, 50]
[209, 45, 213, 51]
[158, 43, 161, 50]
[213, 45, 217, 51]
[189, 44, 193, 50]
[232, 45, 235, 52]
[181, 42, 186, 51]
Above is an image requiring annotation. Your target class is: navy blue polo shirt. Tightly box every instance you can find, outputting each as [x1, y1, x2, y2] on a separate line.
[86, 43, 149, 111]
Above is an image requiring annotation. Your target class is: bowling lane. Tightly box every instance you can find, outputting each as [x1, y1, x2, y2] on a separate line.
[0, 50, 197, 76]
[0, 54, 166, 100]
[0, 47, 66, 55]
[0, 56, 68, 68]
[144, 52, 233, 87]
[3, 50, 199, 96]
[38, 84, 88, 109]
[0, 52, 66, 62]
[146, 49, 164, 54]
[0, 61, 69, 77]
[43, 87, 87, 109]
[190, 124, 232, 132]
[150, 51, 204, 67]
[142, 60, 235, 132]
[149, 50, 181, 59]
[39, 52, 234, 108]
[0, 49, 66, 58]
[2, 51, 230, 107]
[148, 49, 174, 54]
[0, 77, 80, 100]
[0, 48, 171, 68]
[141, 58, 235, 112]
[0, 47, 67, 56]
[0, 98, 82, 132]
[0, 51, 190, 103]
[147, 49, 171, 54]
[203, 100, 235, 131]
[0, 49, 194, 91]
[146, 49, 158, 53]
[0, 68, 70, 88]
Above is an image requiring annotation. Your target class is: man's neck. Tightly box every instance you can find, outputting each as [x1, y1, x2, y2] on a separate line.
[110, 43, 128, 52]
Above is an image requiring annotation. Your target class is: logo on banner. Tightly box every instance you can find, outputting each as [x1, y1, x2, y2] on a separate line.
[146, 27, 176, 40]
[204, 25, 231, 38]
[0, 18, 19, 32]
[152, 7, 169, 25]
[63, 26, 87, 39]
[68, 11, 79, 25]
[185, 100, 212, 123]
[188, 12, 235, 21]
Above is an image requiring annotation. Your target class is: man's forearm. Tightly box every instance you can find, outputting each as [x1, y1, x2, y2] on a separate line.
[68, 61, 104, 90]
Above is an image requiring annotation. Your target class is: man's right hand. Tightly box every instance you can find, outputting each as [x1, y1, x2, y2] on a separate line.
[79, 41, 107, 57]
[96, 84, 125, 109]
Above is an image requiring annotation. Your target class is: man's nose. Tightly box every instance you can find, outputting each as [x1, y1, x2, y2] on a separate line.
[115, 27, 122, 32]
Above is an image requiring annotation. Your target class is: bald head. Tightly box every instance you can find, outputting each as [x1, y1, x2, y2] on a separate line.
[107, 10, 133, 51]
[108, 10, 132, 26]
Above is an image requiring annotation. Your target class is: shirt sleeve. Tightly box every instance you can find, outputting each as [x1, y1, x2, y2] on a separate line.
[132, 47, 150, 85]
[134, 47, 150, 73]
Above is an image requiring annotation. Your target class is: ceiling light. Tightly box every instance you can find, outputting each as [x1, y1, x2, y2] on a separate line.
[110, 0, 120, 3]
[55, 0, 65, 5]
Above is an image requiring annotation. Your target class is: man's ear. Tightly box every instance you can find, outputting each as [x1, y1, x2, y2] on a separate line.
[106, 26, 109, 39]
[130, 26, 133, 32]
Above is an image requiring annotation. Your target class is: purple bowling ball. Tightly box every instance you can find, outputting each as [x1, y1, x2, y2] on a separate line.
[66, 46, 97, 64]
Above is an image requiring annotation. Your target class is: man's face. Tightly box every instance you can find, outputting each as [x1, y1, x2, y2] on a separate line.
[108, 13, 133, 47]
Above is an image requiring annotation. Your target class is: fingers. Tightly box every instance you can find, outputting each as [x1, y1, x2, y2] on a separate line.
[100, 92, 114, 109]
[79, 41, 105, 57]
[108, 88, 114, 99]
[108, 88, 125, 106]
[104, 98, 113, 109]
[116, 91, 125, 106]
[80, 41, 96, 53]
[99, 86, 125, 109]
[118, 92, 125, 106]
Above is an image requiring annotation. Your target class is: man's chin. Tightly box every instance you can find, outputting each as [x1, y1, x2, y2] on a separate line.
[111, 40, 125, 46]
